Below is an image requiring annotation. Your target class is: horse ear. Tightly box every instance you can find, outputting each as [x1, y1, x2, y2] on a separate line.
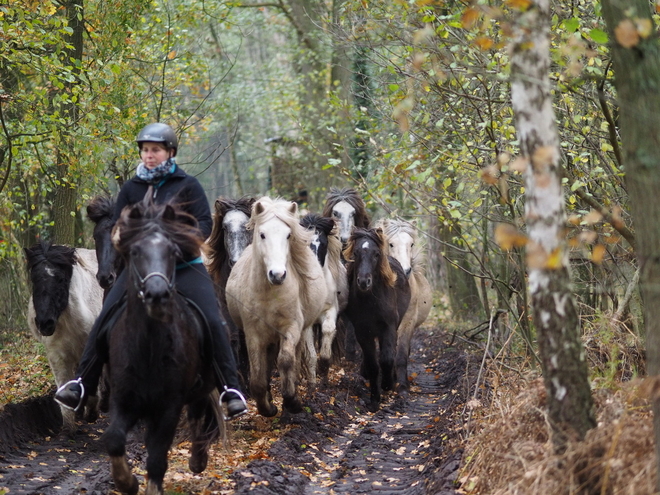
[215, 198, 229, 214]
[255, 201, 265, 215]
[162, 204, 176, 221]
[289, 201, 298, 216]
[128, 204, 142, 219]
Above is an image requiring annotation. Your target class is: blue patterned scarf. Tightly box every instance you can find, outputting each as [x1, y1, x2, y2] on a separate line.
[136, 158, 177, 184]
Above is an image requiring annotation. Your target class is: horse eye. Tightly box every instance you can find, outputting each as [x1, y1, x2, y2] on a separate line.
[389, 243, 394, 248]
[287, 233, 291, 239]
[260, 233, 265, 240]
[332, 211, 339, 217]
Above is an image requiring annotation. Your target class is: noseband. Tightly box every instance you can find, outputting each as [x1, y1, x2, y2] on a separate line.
[130, 256, 176, 302]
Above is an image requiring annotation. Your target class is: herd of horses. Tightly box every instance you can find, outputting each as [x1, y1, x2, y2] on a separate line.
[23, 187, 432, 495]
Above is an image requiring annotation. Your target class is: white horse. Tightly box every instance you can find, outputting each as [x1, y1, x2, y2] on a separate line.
[24, 242, 104, 432]
[226, 197, 328, 416]
[377, 219, 433, 395]
[299, 213, 349, 383]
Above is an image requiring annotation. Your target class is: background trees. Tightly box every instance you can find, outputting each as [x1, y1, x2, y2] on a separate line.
[0, 0, 645, 457]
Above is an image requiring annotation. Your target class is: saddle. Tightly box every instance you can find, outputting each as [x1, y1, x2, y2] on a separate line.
[97, 291, 211, 365]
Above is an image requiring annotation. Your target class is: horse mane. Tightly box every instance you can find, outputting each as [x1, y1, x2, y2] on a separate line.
[321, 187, 371, 228]
[343, 228, 397, 287]
[378, 218, 426, 273]
[207, 196, 254, 280]
[86, 195, 115, 223]
[113, 199, 203, 260]
[249, 196, 317, 285]
[300, 212, 343, 277]
[24, 241, 77, 272]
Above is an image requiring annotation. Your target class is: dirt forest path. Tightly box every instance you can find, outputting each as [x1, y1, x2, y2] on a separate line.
[0, 327, 476, 495]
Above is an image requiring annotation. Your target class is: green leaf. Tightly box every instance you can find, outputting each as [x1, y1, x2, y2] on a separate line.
[589, 28, 608, 44]
[563, 18, 579, 33]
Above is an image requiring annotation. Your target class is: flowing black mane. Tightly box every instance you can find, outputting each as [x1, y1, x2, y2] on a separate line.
[321, 187, 371, 228]
[25, 241, 77, 273]
[207, 196, 255, 280]
[114, 201, 203, 261]
[86, 195, 114, 223]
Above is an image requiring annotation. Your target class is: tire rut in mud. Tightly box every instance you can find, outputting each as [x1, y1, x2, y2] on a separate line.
[231, 328, 470, 495]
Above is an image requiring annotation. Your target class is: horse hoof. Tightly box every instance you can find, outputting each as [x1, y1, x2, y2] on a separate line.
[117, 475, 140, 495]
[283, 396, 303, 414]
[257, 403, 278, 417]
[189, 451, 208, 473]
[367, 401, 380, 413]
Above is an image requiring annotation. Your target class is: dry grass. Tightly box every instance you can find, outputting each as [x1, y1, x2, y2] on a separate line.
[458, 319, 655, 495]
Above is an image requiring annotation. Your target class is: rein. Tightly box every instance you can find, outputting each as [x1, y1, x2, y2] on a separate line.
[130, 257, 176, 302]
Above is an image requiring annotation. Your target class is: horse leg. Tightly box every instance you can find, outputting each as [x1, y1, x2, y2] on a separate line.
[318, 307, 338, 379]
[379, 326, 397, 393]
[105, 412, 140, 495]
[342, 314, 360, 362]
[303, 324, 317, 389]
[188, 396, 219, 473]
[279, 330, 303, 413]
[248, 340, 277, 417]
[395, 314, 416, 396]
[356, 333, 381, 412]
[144, 408, 181, 495]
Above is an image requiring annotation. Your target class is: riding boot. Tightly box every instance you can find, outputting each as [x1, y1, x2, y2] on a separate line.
[55, 274, 126, 412]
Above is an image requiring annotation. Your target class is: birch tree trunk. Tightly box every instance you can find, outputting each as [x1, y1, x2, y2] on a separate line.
[510, 0, 595, 450]
[600, 1, 660, 488]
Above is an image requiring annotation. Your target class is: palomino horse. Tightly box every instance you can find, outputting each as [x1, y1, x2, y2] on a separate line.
[299, 213, 348, 380]
[87, 195, 120, 294]
[378, 218, 433, 394]
[321, 187, 371, 245]
[343, 228, 411, 412]
[226, 197, 327, 416]
[24, 242, 104, 432]
[104, 198, 221, 495]
[206, 196, 255, 389]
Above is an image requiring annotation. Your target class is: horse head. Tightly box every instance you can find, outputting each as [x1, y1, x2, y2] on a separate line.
[87, 195, 119, 290]
[250, 197, 308, 286]
[380, 219, 418, 278]
[24, 242, 76, 336]
[300, 213, 335, 267]
[345, 228, 397, 292]
[322, 187, 371, 246]
[114, 198, 201, 321]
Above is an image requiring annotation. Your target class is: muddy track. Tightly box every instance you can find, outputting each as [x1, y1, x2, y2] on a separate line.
[0, 327, 474, 494]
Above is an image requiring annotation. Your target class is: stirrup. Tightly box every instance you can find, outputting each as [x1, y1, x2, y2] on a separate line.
[55, 378, 85, 412]
[219, 387, 248, 421]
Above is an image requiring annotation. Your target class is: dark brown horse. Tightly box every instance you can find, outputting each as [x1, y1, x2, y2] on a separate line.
[104, 197, 221, 495]
[343, 228, 411, 412]
[86, 196, 120, 293]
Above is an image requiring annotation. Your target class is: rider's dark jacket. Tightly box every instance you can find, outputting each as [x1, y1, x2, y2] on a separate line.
[113, 165, 213, 240]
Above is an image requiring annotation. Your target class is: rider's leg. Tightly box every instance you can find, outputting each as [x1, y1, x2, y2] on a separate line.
[55, 271, 127, 411]
[178, 263, 247, 420]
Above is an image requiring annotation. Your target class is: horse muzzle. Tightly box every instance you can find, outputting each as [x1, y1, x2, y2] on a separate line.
[36, 317, 57, 337]
[268, 269, 287, 285]
[356, 275, 372, 292]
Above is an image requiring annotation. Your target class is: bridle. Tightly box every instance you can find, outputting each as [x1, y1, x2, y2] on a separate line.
[130, 252, 176, 302]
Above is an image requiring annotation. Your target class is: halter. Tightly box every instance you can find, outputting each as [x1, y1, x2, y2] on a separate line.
[130, 255, 176, 302]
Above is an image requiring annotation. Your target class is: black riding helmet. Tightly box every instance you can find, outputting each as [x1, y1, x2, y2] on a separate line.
[136, 123, 178, 157]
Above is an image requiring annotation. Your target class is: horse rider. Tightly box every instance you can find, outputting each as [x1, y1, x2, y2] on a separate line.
[55, 122, 248, 420]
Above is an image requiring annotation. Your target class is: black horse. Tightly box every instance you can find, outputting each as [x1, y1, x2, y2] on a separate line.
[86, 195, 120, 294]
[343, 228, 411, 412]
[206, 196, 255, 393]
[104, 196, 221, 495]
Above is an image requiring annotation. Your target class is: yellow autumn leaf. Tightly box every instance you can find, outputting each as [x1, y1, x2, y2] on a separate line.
[591, 244, 606, 264]
[636, 18, 653, 38]
[510, 156, 528, 174]
[167, 50, 177, 60]
[505, 0, 532, 10]
[582, 210, 603, 225]
[614, 19, 640, 48]
[545, 247, 563, 269]
[474, 36, 494, 50]
[461, 7, 480, 30]
[494, 223, 528, 251]
[479, 165, 499, 185]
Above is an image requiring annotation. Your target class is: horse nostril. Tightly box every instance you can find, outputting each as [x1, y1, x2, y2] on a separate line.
[269, 270, 286, 285]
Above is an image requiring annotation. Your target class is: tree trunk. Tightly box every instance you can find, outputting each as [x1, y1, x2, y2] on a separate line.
[510, 0, 595, 450]
[600, 1, 660, 488]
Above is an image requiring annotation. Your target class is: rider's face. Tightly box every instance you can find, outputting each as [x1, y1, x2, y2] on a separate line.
[140, 142, 172, 169]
